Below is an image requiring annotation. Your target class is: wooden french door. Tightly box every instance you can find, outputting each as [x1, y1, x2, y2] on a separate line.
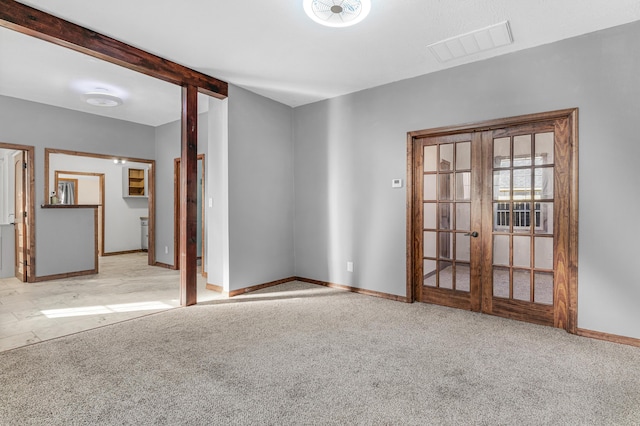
[410, 109, 578, 330]
[415, 132, 482, 311]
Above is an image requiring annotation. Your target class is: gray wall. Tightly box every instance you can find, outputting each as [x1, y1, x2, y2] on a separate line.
[226, 85, 295, 290]
[206, 97, 228, 287]
[0, 95, 155, 277]
[293, 21, 640, 339]
[37, 208, 96, 276]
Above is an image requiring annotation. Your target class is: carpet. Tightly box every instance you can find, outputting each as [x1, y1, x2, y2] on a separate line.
[1, 281, 639, 425]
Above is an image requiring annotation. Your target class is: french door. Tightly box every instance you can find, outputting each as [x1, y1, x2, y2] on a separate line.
[409, 109, 578, 330]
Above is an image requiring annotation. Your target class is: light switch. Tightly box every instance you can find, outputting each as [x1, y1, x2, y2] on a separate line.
[392, 179, 403, 188]
[208, 198, 213, 208]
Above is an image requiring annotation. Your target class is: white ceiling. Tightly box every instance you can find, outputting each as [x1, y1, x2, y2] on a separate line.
[2, 0, 640, 126]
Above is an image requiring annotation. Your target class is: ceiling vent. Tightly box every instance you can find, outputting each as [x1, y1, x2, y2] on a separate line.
[428, 21, 513, 63]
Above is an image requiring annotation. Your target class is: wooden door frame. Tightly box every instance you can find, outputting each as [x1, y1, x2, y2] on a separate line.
[45, 148, 155, 264]
[174, 154, 206, 276]
[0, 142, 35, 282]
[54, 170, 105, 255]
[406, 108, 578, 333]
[14, 151, 26, 281]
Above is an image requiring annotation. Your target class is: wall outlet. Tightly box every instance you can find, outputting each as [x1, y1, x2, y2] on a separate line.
[164, 246, 168, 254]
[347, 261, 354, 272]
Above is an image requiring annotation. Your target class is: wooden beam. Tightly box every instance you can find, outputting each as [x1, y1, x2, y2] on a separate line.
[179, 85, 198, 306]
[0, 0, 227, 98]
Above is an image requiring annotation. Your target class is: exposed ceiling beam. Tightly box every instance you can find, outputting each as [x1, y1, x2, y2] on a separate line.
[0, 0, 227, 98]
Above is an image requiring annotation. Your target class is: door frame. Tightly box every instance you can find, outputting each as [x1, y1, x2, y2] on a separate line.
[406, 108, 578, 333]
[0, 142, 35, 282]
[44, 148, 156, 265]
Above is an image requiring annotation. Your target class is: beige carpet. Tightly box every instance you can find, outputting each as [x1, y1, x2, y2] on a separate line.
[1, 281, 639, 425]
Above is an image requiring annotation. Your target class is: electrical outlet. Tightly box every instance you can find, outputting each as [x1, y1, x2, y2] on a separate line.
[347, 261, 354, 272]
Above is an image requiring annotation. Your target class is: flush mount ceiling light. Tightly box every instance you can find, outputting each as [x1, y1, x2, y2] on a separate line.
[303, 0, 371, 28]
[83, 88, 123, 107]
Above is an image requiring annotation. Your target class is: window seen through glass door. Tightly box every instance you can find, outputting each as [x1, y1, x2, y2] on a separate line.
[492, 132, 555, 304]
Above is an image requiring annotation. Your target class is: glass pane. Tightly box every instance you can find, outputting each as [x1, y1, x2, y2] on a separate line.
[456, 233, 470, 262]
[456, 203, 471, 231]
[439, 261, 453, 289]
[513, 236, 531, 268]
[534, 202, 554, 234]
[493, 202, 510, 231]
[456, 172, 471, 201]
[439, 174, 453, 201]
[513, 270, 531, 301]
[513, 202, 531, 233]
[440, 144, 454, 171]
[535, 132, 554, 165]
[423, 259, 437, 287]
[456, 142, 471, 170]
[423, 203, 437, 229]
[423, 231, 436, 258]
[534, 272, 554, 305]
[493, 235, 510, 266]
[513, 134, 532, 167]
[439, 232, 453, 260]
[493, 170, 510, 200]
[493, 267, 510, 298]
[423, 174, 436, 200]
[534, 237, 554, 269]
[534, 167, 554, 200]
[439, 203, 452, 230]
[493, 137, 511, 168]
[456, 263, 470, 292]
[513, 169, 531, 200]
[423, 145, 438, 172]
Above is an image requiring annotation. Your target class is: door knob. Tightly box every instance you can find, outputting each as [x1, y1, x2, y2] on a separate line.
[464, 231, 479, 238]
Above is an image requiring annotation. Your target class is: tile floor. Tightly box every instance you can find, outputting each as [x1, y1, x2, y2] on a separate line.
[0, 253, 223, 352]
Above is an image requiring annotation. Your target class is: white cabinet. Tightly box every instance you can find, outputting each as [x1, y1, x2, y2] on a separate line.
[140, 217, 149, 250]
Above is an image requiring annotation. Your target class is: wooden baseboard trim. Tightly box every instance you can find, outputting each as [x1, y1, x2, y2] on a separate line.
[206, 283, 224, 293]
[576, 328, 640, 348]
[33, 269, 97, 282]
[154, 262, 177, 270]
[211, 275, 409, 303]
[295, 276, 411, 303]
[228, 277, 297, 298]
[102, 249, 145, 257]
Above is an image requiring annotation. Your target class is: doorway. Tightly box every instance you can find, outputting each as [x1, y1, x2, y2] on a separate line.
[407, 109, 578, 331]
[45, 148, 155, 263]
[0, 143, 35, 282]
